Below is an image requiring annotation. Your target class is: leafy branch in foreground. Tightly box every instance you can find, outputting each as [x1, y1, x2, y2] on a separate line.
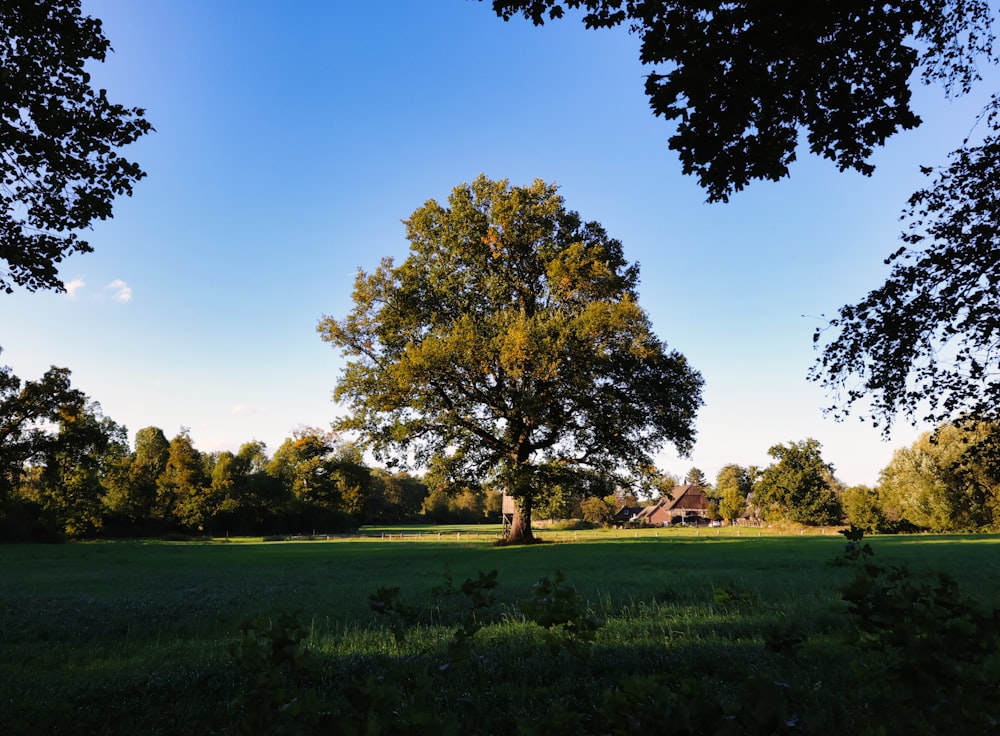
[486, 0, 994, 201]
[838, 526, 1000, 732]
[520, 570, 604, 657]
[226, 548, 1000, 734]
[367, 586, 419, 648]
[1, 0, 152, 292]
[229, 614, 324, 735]
[813, 101, 1000, 438]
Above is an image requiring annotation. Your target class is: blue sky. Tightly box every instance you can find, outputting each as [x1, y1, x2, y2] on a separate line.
[1, 0, 992, 486]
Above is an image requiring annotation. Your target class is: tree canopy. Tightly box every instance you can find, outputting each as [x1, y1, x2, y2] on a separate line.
[0, 353, 126, 539]
[1, 353, 88, 504]
[31, 398, 125, 537]
[812, 116, 1000, 434]
[485, 0, 993, 201]
[485, 2, 1000, 439]
[878, 421, 1000, 532]
[684, 466, 708, 489]
[715, 463, 752, 522]
[1, 0, 151, 293]
[753, 438, 841, 525]
[319, 175, 703, 542]
[2, 380, 472, 538]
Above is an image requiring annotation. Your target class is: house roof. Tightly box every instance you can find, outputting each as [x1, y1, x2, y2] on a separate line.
[665, 484, 711, 511]
[613, 504, 643, 520]
[633, 485, 711, 520]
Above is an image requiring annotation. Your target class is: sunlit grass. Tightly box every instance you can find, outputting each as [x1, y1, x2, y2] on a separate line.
[2, 529, 1000, 732]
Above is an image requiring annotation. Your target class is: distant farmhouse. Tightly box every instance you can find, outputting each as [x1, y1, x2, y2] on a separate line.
[614, 484, 712, 526]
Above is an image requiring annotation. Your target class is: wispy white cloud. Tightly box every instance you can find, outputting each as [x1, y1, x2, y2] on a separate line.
[104, 279, 132, 303]
[230, 403, 267, 415]
[64, 279, 86, 298]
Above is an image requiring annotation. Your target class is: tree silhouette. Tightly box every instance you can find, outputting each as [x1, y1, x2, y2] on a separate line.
[1, 0, 151, 292]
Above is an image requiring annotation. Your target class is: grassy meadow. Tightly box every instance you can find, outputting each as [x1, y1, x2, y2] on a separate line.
[2, 526, 1000, 734]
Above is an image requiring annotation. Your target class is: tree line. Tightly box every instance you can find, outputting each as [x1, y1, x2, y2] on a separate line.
[4, 2, 998, 544]
[5, 349, 999, 541]
[0, 357, 506, 541]
[690, 426, 1000, 534]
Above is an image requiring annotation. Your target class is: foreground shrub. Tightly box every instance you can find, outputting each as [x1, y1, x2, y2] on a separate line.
[223, 541, 1000, 735]
[838, 526, 1000, 733]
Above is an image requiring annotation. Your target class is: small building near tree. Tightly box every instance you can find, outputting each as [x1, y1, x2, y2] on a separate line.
[612, 504, 644, 525]
[632, 484, 712, 526]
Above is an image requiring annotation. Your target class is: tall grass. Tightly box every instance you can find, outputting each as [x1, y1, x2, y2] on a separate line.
[2, 530, 999, 733]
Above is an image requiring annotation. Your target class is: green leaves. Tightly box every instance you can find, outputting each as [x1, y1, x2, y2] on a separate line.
[368, 586, 418, 647]
[229, 613, 323, 734]
[1, 357, 86, 502]
[754, 438, 841, 525]
[877, 421, 1000, 532]
[814, 125, 1000, 435]
[520, 571, 604, 656]
[488, 1, 994, 201]
[319, 176, 703, 540]
[1, 0, 151, 292]
[837, 529, 1000, 732]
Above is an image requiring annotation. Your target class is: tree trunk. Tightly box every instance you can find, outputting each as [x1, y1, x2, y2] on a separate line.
[506, 494, 535, 544]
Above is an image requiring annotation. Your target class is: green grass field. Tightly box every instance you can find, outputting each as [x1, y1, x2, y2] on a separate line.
[2, 527, 1000, 734]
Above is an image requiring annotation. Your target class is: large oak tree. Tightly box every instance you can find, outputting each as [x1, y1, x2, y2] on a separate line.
[319, 176, 703, 543]
[1, 0, 151, 292]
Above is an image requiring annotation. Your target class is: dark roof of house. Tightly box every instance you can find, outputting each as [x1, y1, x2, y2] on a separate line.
[613, 504, 644, 520]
